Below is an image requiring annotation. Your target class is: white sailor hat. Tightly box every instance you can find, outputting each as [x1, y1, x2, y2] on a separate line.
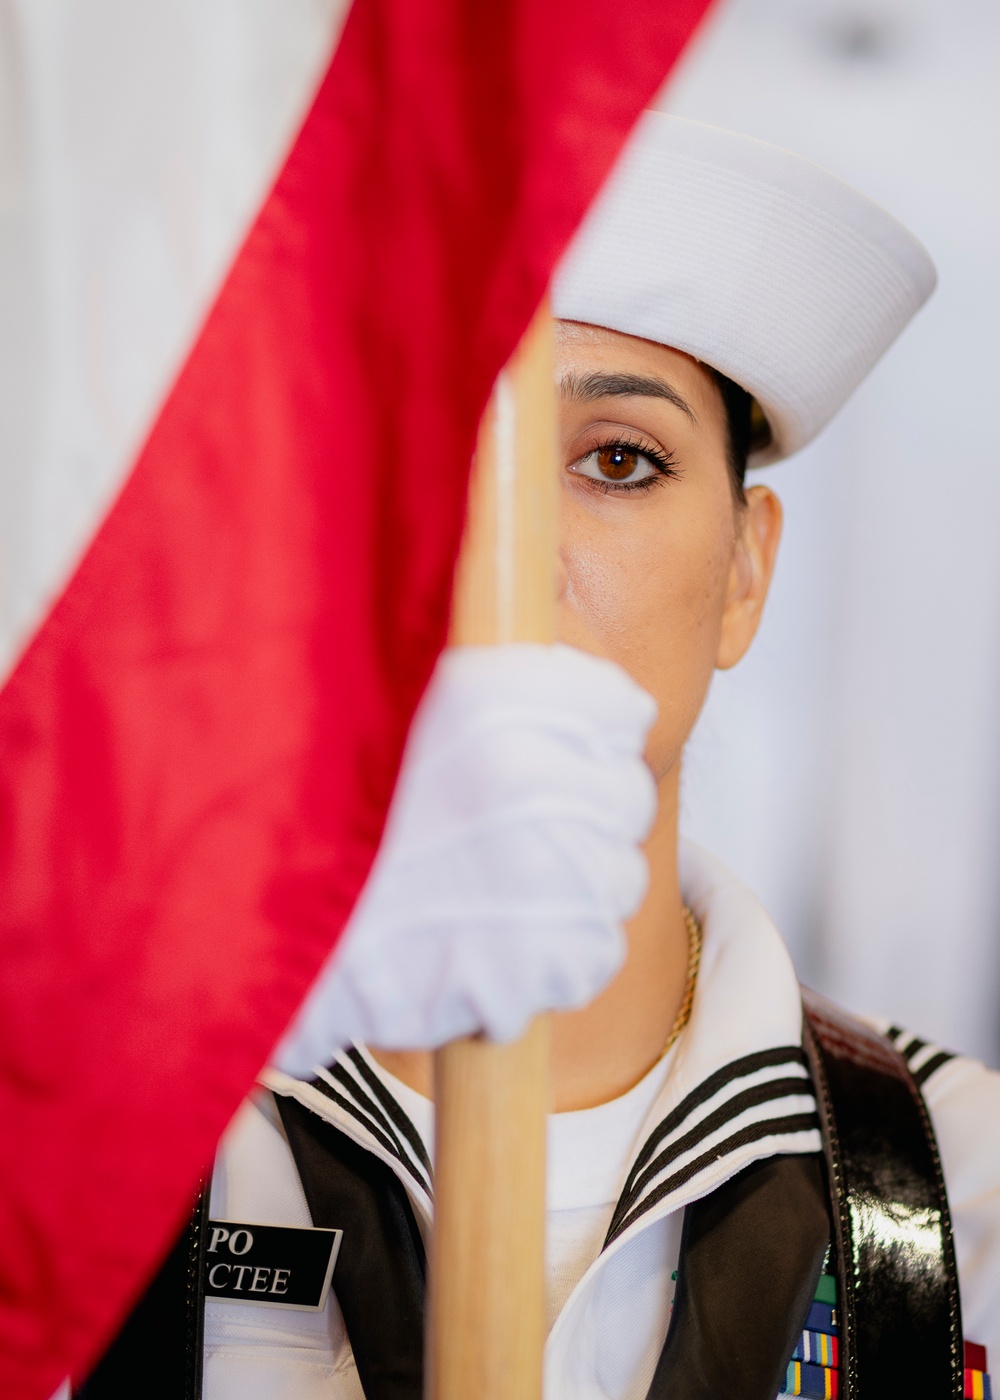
[553, 112, 936, 464]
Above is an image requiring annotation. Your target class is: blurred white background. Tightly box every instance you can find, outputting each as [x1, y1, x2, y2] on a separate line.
[663, 0, 1000, 1061]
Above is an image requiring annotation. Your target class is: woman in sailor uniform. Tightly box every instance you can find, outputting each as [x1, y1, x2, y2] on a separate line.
[78, 115, 1000, 1400]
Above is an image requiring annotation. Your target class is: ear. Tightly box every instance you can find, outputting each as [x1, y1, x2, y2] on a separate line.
[716, 485, 783, 670]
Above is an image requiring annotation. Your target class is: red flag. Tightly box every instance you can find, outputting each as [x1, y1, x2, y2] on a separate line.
[0, 1, 712, 1394]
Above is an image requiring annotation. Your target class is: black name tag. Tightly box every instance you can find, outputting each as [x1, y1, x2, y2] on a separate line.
[204, 1220, 342, 1312]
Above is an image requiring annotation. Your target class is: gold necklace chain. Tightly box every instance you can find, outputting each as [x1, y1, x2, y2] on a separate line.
[661, 904, 703, 1057]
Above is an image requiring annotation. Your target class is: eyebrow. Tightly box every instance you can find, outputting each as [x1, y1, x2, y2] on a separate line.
[559, 370, 697, 423]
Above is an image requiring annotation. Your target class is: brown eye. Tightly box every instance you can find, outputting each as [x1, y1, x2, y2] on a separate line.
[568, 444, 663, 489]
[596, 446, 640, 480]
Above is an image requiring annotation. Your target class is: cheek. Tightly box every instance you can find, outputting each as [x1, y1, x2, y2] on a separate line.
[559, 497, 733, 776]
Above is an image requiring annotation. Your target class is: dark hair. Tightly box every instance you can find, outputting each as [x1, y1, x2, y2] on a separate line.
[710, 368, 772, 501]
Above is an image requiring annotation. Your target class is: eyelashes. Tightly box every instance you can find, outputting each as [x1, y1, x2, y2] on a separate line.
[568, 433, 681, 495]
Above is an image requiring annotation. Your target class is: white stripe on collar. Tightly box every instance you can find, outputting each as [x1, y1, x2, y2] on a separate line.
[263, 1047, 434, 1219]
[600, 840, 821, 1242]
[881, 1022, 957, 1089]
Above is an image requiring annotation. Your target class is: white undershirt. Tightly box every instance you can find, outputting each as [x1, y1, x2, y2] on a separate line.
[362, 1046, 678, 1331]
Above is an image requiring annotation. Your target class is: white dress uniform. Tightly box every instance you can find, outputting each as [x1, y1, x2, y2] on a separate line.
[203, 842, 1000, 1400]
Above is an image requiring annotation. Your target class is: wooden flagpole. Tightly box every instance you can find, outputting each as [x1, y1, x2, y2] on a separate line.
[428, 301, 558, 1400]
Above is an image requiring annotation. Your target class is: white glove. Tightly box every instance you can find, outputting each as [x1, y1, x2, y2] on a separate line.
[275, 644, 657, 1071]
